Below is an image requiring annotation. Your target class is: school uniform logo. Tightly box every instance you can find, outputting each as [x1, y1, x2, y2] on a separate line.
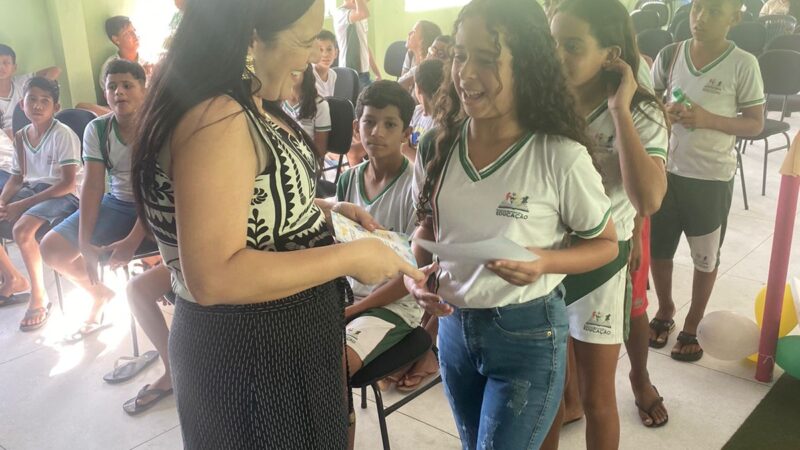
[583, 310, 613, 335]
[496, 192, 529, 219]
[703, 78, 724, 95]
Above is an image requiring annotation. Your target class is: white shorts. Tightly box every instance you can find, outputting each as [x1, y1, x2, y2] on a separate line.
[566, 265, 627, 345]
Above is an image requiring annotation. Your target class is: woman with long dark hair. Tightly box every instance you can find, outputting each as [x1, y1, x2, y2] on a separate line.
[398, 20, 443, 91]
[404, 0, 618, 447]
[132, 0, 422, 447]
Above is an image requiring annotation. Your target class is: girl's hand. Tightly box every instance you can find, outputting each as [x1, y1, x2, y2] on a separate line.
[332, 202, 383, 232]
[102, 238, 139, 270]
[605, 58, 637, 113]
[486, 248, 548, 286]
[404, 262, 452, 316]
[349, 238, 424, 286]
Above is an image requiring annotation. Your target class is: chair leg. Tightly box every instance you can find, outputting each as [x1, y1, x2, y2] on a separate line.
[371, 383, 391, 450]
[334, 154, 345, 184]
[53, 270, 65, 314]
[737, 142, 749, 210]
[361, 385, 368, 409]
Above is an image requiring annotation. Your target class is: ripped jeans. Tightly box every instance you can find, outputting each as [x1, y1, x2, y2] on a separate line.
[439, 286, 568, 450]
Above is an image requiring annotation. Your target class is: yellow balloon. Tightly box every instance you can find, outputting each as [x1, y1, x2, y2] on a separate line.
[754, 284, 799, 338]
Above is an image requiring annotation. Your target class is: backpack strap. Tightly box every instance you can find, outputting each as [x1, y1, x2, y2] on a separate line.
[97, 116, 114, 171]
[658, 41, 683, 102]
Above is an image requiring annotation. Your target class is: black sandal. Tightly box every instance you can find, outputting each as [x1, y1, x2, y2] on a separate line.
[648, 317, 675, 349]
[671, 331, 704, 362]
[635, 385, 669, 428]
[19, 303, 52, 332]
[123, 384, 174, 416]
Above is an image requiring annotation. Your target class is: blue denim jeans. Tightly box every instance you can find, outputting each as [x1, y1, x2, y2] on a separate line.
[439, 286, 568, 450]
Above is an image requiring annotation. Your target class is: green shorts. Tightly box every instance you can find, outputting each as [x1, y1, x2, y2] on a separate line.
[345, 307, 414, 366]
[650, 173, 734, 272]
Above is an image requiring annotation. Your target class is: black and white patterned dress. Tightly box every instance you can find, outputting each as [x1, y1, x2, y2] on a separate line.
[142, 105, 348, 449]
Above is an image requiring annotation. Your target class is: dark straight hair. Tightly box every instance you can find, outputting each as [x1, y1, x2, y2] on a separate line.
[132, 0, 316, 222]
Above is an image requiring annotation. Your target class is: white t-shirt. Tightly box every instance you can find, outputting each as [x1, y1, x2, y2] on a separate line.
[0, 73, 33, 135]
[82, 114, 135, 202]
[282, 98, 332, 139]
[410, 105, 435, 147]
[13, 119, 81, 191]
[638, 54, 654, 93]
[653, 40, 765, 181]
[413, 120, 612, 309]
[336, 158, 421, 326]
[333, 7, 370, 73]
[0, 129, 14, 173]
[586, 102, 668, 241]
[313, 66, 337, 98]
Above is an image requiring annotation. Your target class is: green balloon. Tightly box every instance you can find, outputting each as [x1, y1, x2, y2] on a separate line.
[776, 336, 800, 379]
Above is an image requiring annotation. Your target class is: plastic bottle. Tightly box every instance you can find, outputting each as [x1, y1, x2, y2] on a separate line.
[672, 87, 694, 131]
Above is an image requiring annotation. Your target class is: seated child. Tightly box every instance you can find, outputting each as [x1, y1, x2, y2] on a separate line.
[0, 44, 60, 138]
[0, 77, 81, 330]
[41, 60, 155, 338]
[403, 58, 444, 161]
[99, 16, 149, 91]
[337, 81, 419, 385]
[282, 64, 332, 163]
[313, 30, 339, 98]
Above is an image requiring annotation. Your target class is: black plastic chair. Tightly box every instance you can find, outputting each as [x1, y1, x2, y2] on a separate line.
[350, 327, 441, 450]
[744, 0, 765, 15]
[332, 66, 360, 110]
[764, 36, 800, 116]
[673, 17, 692, 41]
[740, 50, 800, 196]
[54, 109, 97, 144]
[384, 41, 408, 79]
[742, 10, 756, 22]
[638, 29, 675, 60]
[759, 15, 798, 45]
[669, 7, 690, 34]
[632, 9, 662, 33]
[727, 21, 767, 56]
[766, 32, 800, 51]
[11, 102, 29, 135]
[317, 97, 355, 198]
[642, 2, 670, 27]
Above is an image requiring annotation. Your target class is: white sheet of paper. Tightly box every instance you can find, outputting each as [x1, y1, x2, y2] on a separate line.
[413, 237, 539, 264]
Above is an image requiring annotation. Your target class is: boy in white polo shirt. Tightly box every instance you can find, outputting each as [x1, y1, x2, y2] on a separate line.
[333, 0, 382, 89]
[0, 77, 81, 331]
[0, 44, 60, 139]
[649, 0, 765, 361]
[313, 30, 339, 98]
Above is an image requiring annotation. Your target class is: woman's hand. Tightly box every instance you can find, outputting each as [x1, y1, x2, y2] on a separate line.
[605, 58, 637, 113]
[79, 243, 104, 285]
[486, 248, 549, 286]
[348, 238, 424, 286]
[332, 202, 382, 231]
[404, 262, 452, 316]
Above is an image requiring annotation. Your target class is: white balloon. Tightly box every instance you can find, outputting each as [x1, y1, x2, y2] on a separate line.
[697, 311, 760, 361]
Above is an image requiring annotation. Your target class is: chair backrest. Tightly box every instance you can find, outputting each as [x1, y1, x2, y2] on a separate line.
[631, 9, 662, 33]
[727, 21, 767, 56]
[54, 109, 97, 144]
[384, 40, 408, 79]
[742, 10, 756, 22]
[11, 102, 29, 135]
[758, 49, 800, 96]
[325, 96, 355, 156]
[758, 14, 798, 44]
[766, 33, 800, 52]
[642, 2, 670, 27]
[637, 29, 675, 60]
[332, 66, 360, 108]
[743, 0, 765, 15]
[669, 9, 690, 36]
[673, 17, 692, 42]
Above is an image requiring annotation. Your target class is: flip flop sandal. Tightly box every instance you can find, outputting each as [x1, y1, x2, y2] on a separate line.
[63, 314, 113, 344]
[19, 303, 52, 332]
[123, 384, 174, 416]
[377, 375, 403, 391]
[648, 317, 675, 349]
[103, 350, 160, 384]
[0, 292, 31, 307]
[671, 331, 704, 362]
[635, 385, 669, 428]
[396, 368, 439, 393]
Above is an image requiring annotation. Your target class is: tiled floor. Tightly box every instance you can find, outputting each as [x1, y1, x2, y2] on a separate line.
[0, 116, 798, 449]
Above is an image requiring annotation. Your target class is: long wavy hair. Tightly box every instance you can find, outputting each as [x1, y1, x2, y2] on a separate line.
[132, 0, 316, 223]
[296, 64, 319, 121]
[416, 0, 590, 222]
[555, 0, 668, 123]
[417, 20, 443, 56]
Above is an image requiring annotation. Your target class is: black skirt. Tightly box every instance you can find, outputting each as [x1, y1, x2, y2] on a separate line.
[169, 279, 350, 450]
